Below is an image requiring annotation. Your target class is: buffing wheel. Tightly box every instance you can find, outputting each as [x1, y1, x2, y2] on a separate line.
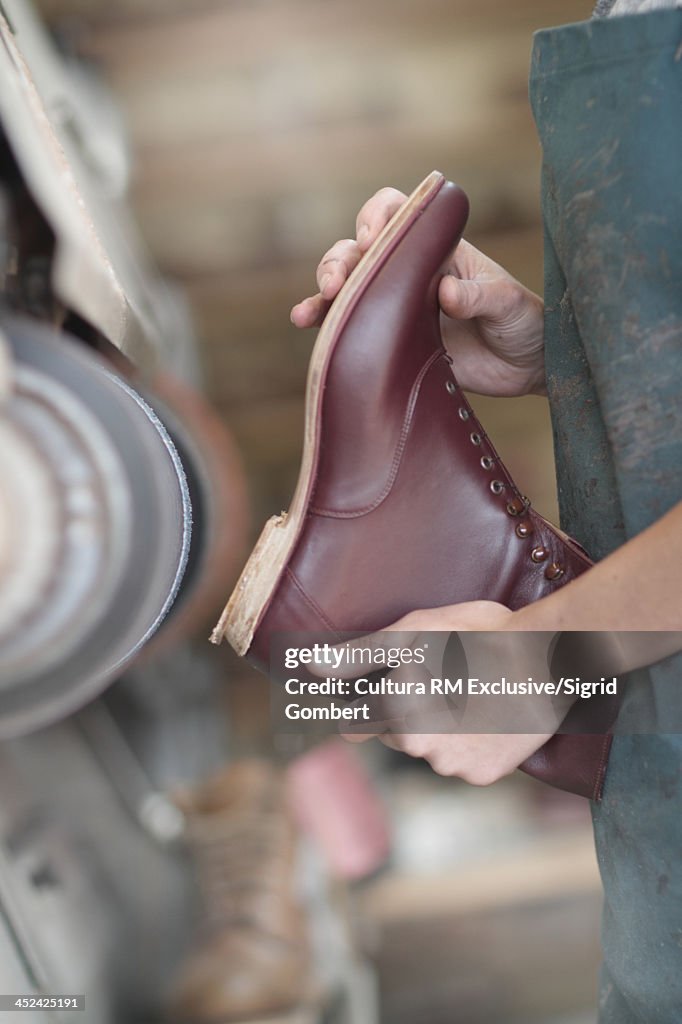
[0, 312, 192, 736]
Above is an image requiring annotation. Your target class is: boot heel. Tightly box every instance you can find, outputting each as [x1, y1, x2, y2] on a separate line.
[210, 511, 296, 654]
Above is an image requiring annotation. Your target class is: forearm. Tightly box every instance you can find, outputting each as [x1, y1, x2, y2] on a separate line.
[510, 501, 682, 672]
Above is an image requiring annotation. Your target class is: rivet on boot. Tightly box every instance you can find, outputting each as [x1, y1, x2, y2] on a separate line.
[506, 497, 526, 516]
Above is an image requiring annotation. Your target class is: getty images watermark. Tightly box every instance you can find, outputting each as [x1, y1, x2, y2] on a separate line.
[267, 630, 682, 735]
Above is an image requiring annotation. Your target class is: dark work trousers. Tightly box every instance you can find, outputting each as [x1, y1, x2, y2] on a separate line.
[530, 10, 682, 1021]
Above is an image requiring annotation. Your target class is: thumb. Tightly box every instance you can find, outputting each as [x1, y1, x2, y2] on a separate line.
[439, 274, 510, 323]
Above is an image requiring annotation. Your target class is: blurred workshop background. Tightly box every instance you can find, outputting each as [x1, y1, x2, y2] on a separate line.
[9, 1, 601, 1022]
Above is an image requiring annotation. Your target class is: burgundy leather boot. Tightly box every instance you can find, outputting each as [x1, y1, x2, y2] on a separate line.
[212, 172, 617, 800]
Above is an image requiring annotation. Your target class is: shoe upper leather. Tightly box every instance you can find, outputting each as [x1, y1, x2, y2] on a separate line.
[256, 181, 591, 642]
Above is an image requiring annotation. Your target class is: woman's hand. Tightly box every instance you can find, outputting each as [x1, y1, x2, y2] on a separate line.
[291, 186, 547, 397]
[320, 601, 559, 785]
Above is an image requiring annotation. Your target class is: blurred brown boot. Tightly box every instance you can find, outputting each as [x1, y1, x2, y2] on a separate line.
[167, 760, 312, 1023]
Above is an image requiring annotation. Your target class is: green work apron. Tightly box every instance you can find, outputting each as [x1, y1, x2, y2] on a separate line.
[530, 10, 682, 1021]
